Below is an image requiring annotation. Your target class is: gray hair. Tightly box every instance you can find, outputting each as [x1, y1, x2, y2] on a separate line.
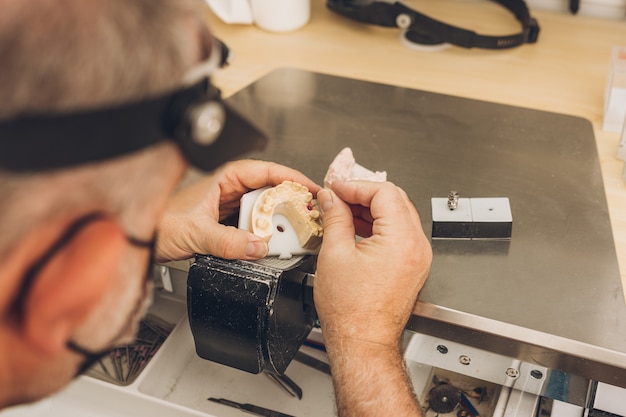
[0, 0, 202, 251]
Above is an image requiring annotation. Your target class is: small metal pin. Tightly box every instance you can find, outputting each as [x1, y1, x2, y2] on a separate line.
[448, 191, 459, 210]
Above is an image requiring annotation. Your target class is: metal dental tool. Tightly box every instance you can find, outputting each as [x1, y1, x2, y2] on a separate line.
[264, 372, 303, 400]
[208, 397, 296, 417]
[294, 351, 331, 376]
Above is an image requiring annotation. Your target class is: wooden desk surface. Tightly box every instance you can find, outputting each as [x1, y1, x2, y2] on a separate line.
[201, 1, 626, 296]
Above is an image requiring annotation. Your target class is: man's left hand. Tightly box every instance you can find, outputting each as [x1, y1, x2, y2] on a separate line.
[156, 160, 320, 262]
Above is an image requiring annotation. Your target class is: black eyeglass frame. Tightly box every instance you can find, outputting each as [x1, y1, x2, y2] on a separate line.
[9, 211, 157, 374]
[11, 212, 155, 324]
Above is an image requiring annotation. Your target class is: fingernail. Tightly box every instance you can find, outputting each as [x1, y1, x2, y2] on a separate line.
[246, 240, 268, 258]
[317, 189, 333, 212]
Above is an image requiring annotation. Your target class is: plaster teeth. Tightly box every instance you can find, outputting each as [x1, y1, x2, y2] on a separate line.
[251, 180, 324, 248]
[256, 218, 270, 230]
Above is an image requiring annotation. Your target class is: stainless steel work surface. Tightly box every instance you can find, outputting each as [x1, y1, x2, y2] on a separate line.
[227, 68, 626, 387]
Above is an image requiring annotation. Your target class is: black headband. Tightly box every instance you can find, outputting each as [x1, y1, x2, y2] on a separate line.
[0, 78, 268, 173]
[327, 0, 539, 49]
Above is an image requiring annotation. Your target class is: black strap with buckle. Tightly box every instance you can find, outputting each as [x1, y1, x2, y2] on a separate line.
[327, 0, 540, 49]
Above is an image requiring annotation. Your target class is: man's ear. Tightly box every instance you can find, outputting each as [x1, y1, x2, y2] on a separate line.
[22, 219, 126, 357]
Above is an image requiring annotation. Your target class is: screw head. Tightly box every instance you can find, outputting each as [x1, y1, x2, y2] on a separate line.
[436, 345, 449, 354]
[506, 367, 520, 378]
[396, 13, 412, 29]
[458, 355, 471, 365]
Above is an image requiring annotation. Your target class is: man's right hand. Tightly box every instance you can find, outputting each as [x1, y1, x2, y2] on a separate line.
[315, 180, 432, 347]
[314, 180, 432, 417]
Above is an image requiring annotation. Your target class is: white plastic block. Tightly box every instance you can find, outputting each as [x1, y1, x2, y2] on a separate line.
[550, 400, 584, 417]
[594, 382, 626, 416]
[238, 187, 320, 259]
[431, 197, 473, 239]
[432, 197, 512, 239]
[470, 197, 513, 239]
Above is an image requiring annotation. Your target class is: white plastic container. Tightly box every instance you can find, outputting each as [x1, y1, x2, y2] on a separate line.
[250, 0, 310, 32]
[604, 46, 626, 132]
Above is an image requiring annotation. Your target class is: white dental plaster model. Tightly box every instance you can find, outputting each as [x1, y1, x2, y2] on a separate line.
[239, 147, 386, 259]
[252, 181, 323, 248]
[239, 181, 323, 259]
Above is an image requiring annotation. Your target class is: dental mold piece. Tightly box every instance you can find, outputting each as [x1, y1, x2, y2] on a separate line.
[252, 181, 323, 247]
[239, 181, 323, 259]
[324, 147, 387, 187]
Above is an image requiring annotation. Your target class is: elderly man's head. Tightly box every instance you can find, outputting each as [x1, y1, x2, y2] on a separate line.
[0, 0, 208, 407]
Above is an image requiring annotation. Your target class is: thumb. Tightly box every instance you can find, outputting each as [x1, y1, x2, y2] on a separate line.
[318, 188, 356, 246]
[200, 222, 268, 260]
